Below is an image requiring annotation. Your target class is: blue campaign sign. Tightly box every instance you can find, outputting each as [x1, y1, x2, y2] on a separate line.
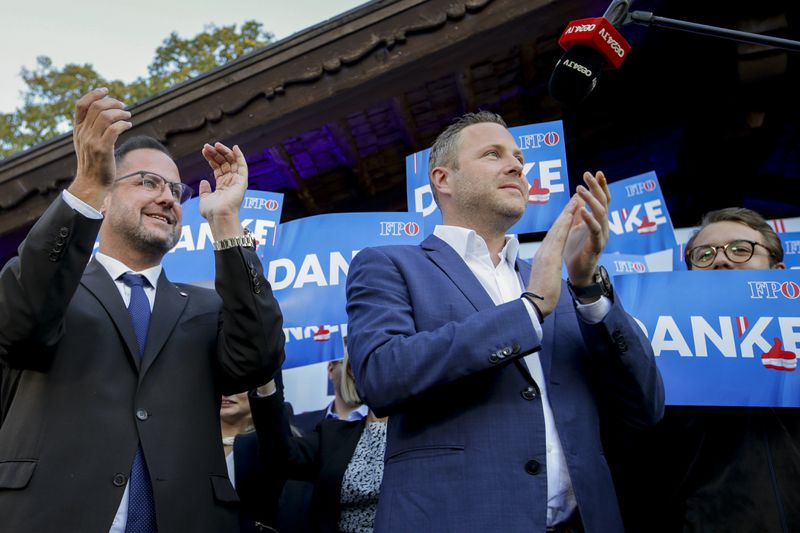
[406, 121, 569, 236]
[781, 231, 800, 270]
[605, 172, 678, 255]
[615, 270, 800, 407]
[599, 253, 650, 276]
[161, 190, 284, 283]
[268, 212, 424, 369]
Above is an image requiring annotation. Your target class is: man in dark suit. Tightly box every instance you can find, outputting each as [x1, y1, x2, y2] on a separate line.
[345, 111, 664, 532]
[0, 88, 284, 532]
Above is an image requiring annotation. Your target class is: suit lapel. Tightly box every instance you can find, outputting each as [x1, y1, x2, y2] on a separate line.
[81, 259, 141, 369]
[515, 258, 554, 381]
[421, 235, 495, 312]
[140, 272, 188, 377]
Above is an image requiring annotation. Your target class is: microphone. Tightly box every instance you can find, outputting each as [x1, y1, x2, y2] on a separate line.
[549, 2, 632, 105]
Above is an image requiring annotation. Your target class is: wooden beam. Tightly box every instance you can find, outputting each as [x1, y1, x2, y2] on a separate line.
[271, 144, 321, 215]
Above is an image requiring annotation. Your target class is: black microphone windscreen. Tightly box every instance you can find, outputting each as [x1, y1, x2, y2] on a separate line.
[548, 46, 605, 106]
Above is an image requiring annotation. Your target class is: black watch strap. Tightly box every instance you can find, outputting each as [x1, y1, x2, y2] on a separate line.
[567, 265, 612, 300]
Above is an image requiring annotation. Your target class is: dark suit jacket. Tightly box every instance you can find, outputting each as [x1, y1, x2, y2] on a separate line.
[609, 406, 800, 533]
[344, 235, 664, 533]
[292, 407, 328, 434]
[275, 405, 326, 533]
[233, 431, 283, 533]
[251, 391, 366, 533]
[0, 197, 284, 532]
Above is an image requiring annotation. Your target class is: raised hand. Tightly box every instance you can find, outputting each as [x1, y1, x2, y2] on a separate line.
[199, 142, 248, 239]
[68, 88, 132, 208]
[526, 197, 579, 317]
[564, 171, 611, 287]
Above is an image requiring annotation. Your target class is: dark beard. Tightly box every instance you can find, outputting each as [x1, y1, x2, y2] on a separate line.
[124, 223, 181, 258]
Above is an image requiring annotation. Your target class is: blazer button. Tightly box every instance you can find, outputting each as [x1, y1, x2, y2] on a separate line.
[489, 353, 500, 364]
[59, 227, 70, 238]
[501, 347, 512, 356]
[135, 408, 149, 421]
[512, 343, 521, 354]
[525, 459, 541, 475]
[521, 386, 538, 401]
[112, 473, 128, 487]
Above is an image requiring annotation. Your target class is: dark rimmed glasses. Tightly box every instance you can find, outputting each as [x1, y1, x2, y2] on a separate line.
[116, 170, 194, 203]
[686, 239, 773, 268]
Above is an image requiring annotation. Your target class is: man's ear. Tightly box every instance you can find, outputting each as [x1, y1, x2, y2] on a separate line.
[772, 262, 786, 270]
[100, 193, 111, 216]
[430, 166, 452, 200]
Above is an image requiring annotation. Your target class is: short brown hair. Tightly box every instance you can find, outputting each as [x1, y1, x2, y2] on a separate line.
[685, 207, 783, 269]
[427, 111, 507, 205]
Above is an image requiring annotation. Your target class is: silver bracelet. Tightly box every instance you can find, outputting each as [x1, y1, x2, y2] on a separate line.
[212, 229, 256, 251]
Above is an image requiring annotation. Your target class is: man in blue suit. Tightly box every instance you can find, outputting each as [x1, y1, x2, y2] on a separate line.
[345, 111, 664, 533]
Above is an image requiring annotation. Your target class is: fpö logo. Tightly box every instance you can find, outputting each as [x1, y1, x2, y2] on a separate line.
[612, 260, 646, 273]
[624, 179, 657, 197]
[518, 132, 561, 150]
[749, 280, 800, 300]
[243, 196, 280, 211]
[380, 221, 421, 237]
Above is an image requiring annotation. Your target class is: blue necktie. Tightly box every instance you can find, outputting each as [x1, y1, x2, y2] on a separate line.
[119, 273, 157, 532]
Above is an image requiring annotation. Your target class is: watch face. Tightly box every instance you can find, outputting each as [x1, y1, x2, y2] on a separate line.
[598, 266, 612, 295]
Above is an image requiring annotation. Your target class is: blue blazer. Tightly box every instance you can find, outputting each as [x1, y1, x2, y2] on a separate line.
[345, 234, 664, 533]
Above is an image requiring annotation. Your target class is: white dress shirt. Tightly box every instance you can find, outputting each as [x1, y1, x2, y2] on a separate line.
[433, 225, 609, 526]
[325, 402, 369, 421]
[94, 254, 161, 533]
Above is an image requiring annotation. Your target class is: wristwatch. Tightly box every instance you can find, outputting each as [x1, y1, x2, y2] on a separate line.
[212, 228, 256, 251]
[567, 265, 612, 300]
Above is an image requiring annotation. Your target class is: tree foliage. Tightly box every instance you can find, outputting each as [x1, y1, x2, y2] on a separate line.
[0, 21, 272, 159]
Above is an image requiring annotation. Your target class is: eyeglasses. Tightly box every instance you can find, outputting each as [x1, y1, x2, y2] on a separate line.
[116, 170, 193, 203]
[686, 239, 773, 268]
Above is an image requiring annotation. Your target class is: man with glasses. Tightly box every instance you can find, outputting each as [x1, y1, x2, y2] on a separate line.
[614, 207, 797, 533]
[684, 207, 785, 270]
[0, 89, 285, 532]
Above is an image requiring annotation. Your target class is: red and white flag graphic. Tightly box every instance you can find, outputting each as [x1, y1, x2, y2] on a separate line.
[313, 326, 331, 342]
[736, 316, 749, 337]
[761, 338, 797, 372]
[637, 216, 657, 235]
[527, 179, 551, 205]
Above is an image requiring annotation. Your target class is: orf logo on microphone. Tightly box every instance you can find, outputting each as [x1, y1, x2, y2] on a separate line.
[380, 221, 421, 237]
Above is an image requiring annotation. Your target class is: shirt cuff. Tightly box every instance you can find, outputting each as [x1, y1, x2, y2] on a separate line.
[62, 189, 103, 219]
[521, 298, 544, 340]
[575, 296, 612, 324]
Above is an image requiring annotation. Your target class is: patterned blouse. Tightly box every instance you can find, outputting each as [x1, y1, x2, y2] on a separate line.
[338, 421, 388, 533]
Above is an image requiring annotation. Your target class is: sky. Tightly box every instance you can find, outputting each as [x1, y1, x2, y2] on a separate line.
[1, 0, 369, 113]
